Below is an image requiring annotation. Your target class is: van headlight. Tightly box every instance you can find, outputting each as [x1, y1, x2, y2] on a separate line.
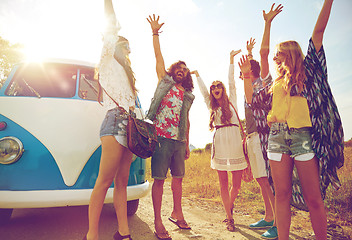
[0, 137, 24, 164]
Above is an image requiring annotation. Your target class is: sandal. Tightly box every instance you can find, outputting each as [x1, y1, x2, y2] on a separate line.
[223, 219, 236, 232]
[154, 230, 172, 240]
[113, 231, 132, 240]
[168, 217, 191, 230]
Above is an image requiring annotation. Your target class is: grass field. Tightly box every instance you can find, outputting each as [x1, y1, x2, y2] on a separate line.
[145, 141, 352, 238]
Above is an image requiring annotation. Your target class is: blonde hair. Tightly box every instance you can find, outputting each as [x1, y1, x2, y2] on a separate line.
[273, 40, 306, 94]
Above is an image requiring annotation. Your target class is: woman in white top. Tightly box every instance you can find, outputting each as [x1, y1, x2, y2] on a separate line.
[191, 50, 246, 232]
[84, 1, 136, 240]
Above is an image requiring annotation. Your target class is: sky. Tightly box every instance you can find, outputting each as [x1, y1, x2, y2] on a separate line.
[0, 0, 351, 148]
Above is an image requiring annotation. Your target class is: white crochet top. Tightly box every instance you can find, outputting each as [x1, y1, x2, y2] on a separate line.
[98, 14, 135, 112]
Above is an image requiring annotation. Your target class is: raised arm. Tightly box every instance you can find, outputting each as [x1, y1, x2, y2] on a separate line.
[147, 14, 166, 81]
[312, 0, 333, 52]
[191, 70, 211, 109]
[104, 0, 117, 26]
[238, 55, 254, 104]
[229, 50, 241, 108]
[260, 3, 283, 79]
[246, 38, 256, 60]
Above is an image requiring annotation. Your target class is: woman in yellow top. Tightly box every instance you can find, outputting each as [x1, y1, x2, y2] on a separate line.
[239, 1, 342, 240]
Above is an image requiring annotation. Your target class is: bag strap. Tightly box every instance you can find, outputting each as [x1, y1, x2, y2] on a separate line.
[229, 102, 246, 138]
[100, 84, 144, 118]
[99, 83, 127, 113]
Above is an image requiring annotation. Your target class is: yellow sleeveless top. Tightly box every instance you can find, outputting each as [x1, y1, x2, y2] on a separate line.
[267, 80, 312, 128]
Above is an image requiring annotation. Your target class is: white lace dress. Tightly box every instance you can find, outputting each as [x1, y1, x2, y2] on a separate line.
[98, 14, 135, 112]
[196, 64, 247, 171]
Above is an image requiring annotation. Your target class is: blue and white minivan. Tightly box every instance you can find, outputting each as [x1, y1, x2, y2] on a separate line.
[0, 59, 150, 223]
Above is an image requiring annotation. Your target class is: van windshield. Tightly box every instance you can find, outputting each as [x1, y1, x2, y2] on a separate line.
[5, 63, 77, 98]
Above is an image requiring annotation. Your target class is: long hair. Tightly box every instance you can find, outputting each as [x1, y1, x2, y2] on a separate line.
[209, 81, 233, 131]
[97, 36, 137, 104]
[272, 40, 306, 94]
[167, 61, 194, 91]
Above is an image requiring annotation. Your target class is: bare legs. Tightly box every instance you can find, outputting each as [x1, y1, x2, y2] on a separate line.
[86, 136, 133, 240]
[270, 155, 326, 240]
[170, 177, 185, 220]
[217, 170, 242, 220]
[152, 179, 166, 235]
[256, 177, 275, 222]
[152, 177, 186, 237]
[295, 157, 327, 240]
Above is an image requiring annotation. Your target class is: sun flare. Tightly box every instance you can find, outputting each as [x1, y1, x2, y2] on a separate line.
[21, 1, 105, 63]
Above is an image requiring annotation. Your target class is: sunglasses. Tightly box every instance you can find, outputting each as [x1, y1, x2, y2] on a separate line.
[274, 51, 284, 58]
[210, 83, 223, 90]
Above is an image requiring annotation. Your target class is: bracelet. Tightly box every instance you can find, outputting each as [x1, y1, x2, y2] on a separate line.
[152, 30, 163, 36]
[243, 73, 251, 78]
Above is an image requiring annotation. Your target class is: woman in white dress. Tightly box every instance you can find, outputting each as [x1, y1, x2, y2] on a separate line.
[84, 0, 136, 240]
[191, 50, 246, 231]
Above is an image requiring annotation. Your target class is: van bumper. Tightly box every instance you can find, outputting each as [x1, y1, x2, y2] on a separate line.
[0, 181, 150, 208]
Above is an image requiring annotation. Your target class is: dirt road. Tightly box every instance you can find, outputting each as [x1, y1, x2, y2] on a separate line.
[132, 182, 313, 240]
[1, 182, 335, 240]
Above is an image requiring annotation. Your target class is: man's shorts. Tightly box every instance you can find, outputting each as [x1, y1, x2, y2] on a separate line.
[246, 132, 267, 178]
[151, 137, 186, 180]
[267, 122, 315, 161]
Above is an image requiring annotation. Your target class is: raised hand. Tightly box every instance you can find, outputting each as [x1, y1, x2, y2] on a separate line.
[238, 55, 251, 76]
[263, 3, 283, 23]
[239, 55, 254, 103]
[230, 49, 241, 64]
[190, 70, 199, 77]
[147, 14, 164, 34]
[246, 38, 256, 53]
[230, 49, 242, 58]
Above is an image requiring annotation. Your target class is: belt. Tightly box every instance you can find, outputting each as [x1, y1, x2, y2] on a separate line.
[215, 123, 239, 130]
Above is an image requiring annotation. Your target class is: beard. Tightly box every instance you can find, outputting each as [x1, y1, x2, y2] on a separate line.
[172, 70, 186, 84]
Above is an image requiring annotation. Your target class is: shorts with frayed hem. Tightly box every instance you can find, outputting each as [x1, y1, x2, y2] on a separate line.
[267, 122, 315, 162]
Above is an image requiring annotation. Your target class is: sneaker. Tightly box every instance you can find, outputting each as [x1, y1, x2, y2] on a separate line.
[261, 226, 278, 239]
[249, 219, 274, 229]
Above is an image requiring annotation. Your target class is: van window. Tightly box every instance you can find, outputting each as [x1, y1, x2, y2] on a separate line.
[78, 67, 100, 101]
[6, 63, 77, 98]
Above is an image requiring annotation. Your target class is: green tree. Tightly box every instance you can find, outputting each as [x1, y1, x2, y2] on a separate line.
[0, 37, 24, 87]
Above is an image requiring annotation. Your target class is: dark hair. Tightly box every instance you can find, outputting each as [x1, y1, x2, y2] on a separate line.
[208, 81, 233, 131]
[167, 61, 194, 91]
[250, 60, 260, 78]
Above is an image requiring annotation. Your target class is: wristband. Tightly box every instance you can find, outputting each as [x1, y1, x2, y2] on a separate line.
[153, 30, 162, 36]
[243, 73, 251, 78]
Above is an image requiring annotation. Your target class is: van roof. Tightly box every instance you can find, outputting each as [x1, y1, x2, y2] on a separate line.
[19, 58, 97, 68]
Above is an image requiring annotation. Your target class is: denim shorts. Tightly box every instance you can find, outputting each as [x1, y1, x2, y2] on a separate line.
[151, 137, 186, 180]
[267, 122, 315, 161]
[100, 107, 129, 147]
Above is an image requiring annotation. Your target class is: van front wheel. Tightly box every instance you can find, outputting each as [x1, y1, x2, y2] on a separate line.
[127, 200, 139, 216]
[0, 208, 13, 224]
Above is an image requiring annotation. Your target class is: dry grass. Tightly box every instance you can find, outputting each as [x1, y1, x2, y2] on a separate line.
[325, 145, 352, 237]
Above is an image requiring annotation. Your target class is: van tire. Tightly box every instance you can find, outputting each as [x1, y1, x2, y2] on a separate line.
[127, 200, 139, 216]
[0, 208, 13, 224]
